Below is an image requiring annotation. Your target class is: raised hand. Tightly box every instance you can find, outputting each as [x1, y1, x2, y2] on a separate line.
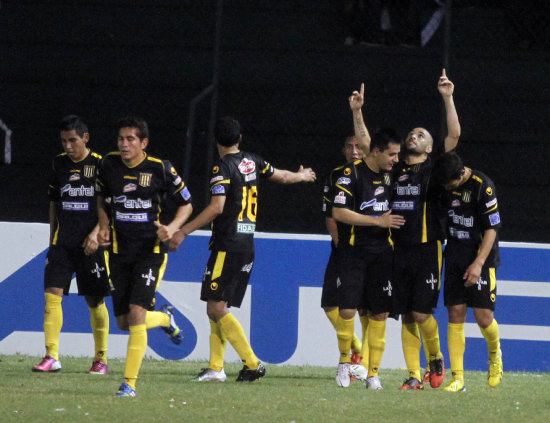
[438, 68, 454, 97]
[349, 83, 365, 111]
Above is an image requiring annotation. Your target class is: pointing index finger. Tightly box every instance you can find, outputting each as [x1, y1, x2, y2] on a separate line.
[442, 68, 446, 77]
[360, 83, 364, 96]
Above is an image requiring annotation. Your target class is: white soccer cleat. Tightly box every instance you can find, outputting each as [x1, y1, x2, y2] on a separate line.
[366, 375, 383, 390]
[335, 363, 351, 387]
[349, 364, 368, 381]
[192, 368, 227, 382]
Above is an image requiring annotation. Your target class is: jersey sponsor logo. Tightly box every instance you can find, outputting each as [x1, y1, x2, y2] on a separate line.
[212, 166, 219, 174]
[360, 199, 376, 210]
[142, 269, 156, 286]
[426, 273, 437, 290]
[173, 176, 182, 185]
[450, 213, 474, 227]
[139, 172, 152, 187]
[61, 201, 89, 211]
[115, 211, 149, 222]
[462, 190, 472, 203]
[69, 173, 81, 181]
[238, 158, 256, 174]
[60, 184, 94, 197]
[449, 227, 470, 240]
[374, 186, 384, 196]
[452, 199, 461, 207]
[373, 180, 381, 185]
[476, 277, 488, 291]
[241, 262, 254, 273]
[245, 173, 257, 182]
[210, 176, 223, 184]
[396, 184, 420, 196]
[237, 222, 256, 234]
[84, 165, 95, 178]
[114, 196, 152, 209]
[486, 187, 493, 195]
[334, 192, 346, 204]
[323, 185, 329, 193]
[90, 262, 106, 279]
[391, 201, 414, 210]
[398, 174, 409, 182]
[123, 175, 137, 180]
[322, 203, 327, 212]
[336, 177, 351, 185]
[486, 198, 497, 208]
[212, 185, 225, 194]
[123, 183, 137, 193]
[361, 199, 389, 212]
[383, 280, 392, 296]
[489, 212, 501, 226]
[180, 186, 191, 201]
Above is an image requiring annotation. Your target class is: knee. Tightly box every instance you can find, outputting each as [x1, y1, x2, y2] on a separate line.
[206, 301, 227, 322]
[86, 296, 104, 308]
[339, 309, 356, 320]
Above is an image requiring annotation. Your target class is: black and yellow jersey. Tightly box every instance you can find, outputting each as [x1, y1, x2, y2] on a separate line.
[390, 153, 445, 246]
[208, 151, 274, 252]
[331, 159, 393, 252]
[322, 163, 352, 244]
[96, 152, 191, 257]
[442, 169, 501, 267]
[48, 150, 102, 248]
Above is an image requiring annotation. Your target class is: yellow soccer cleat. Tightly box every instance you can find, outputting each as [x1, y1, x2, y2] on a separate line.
[444, 379, 466, 392]
[488, 350, 503, 388]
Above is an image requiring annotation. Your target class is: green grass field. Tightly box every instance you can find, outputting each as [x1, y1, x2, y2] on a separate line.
[1, 355, 548, 422]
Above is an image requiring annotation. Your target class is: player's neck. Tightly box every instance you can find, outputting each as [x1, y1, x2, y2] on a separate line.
[70, 148, 90, 163]
[364, 156, 381, 173]
[404, 152, 428, 165]
[218, 144, 240, 157]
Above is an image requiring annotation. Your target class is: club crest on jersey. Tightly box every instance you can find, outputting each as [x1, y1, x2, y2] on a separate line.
[69, 173, 81, 181]
[139, 173, 152, 187]
[462, 190, 472, 203]
[123, 183, 137, 193]
[383, 173, 391, 186]
[84, 165, 95, 178]
[238, 158, 256, 175]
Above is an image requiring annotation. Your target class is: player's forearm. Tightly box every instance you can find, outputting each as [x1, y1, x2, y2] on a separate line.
[473, 229, 497, 266]
[332, 207, 380, 227]
[165, 203, 193, 233]
[49, 201, 57, 245]
[352, 109, 371, 156]
[443, 95, 461, 151]
[97, 197, 110, 231]
[180, 203, 221, 236]
[325, 217, 339, 244]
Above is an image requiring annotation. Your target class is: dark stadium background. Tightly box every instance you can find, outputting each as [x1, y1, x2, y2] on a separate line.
[0, 1, 548, 242]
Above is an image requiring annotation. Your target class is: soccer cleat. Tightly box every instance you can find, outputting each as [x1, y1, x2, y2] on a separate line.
[192, 368, 227, 382]
[488, 350, 503, 387]
[236, 362, 266, 382]
[32, 356, 61, 372]
[335, 363, 351, 387]
[399, 377, 424, 390]
[422, 366, 430, 383]
[88, 359, 108, 375]
[444, 379, 466, 392]
[350, 352, 362, 365]
[116, 382, 136, 397]
[429, 355, 445, 388]
[160, 304, 183, 345]
[366, 376, 383, 390]
[349, 364, 368, 381]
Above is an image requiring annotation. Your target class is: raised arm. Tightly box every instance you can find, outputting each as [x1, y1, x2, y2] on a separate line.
[438, 68, 461, 152]
[349, 83, 371, 157]
[270, 165, 316, 184]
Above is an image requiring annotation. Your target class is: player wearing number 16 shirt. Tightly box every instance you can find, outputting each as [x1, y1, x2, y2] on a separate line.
[169, 116, 316, 383]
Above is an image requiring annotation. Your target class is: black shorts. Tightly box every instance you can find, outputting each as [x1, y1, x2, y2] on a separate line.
[444, 261, 497, 311]
[108, 253, 167, 316]
[393, 241, 442, 315]
[200, 250, 255, 308]
[336, 245, 394, 314]
[44, 245, 110, 297]
[321, 246, 338, 308]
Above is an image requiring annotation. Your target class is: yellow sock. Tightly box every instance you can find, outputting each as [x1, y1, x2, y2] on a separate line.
[44, 293, 63, 360]
[335, 315, 354, 363]
[351, 333, 362, 355]
[480, 319, 501, 361]
[89, 302, 109, 363]
[359, 315, 369, 368]
[448, 323, 465, 381]
[218, 313, 258, 369]
[367, 319, 386, 377]
[209, 319, 227, 371]
[328, 308, 362, 355]
[325, 308, 339, 328]
[418, 316, 442, 360]
[145, 310, 170, 329]
[422, 335, 430, 371]
[402, 322, 421, 380]
[124, 324, 147, 390]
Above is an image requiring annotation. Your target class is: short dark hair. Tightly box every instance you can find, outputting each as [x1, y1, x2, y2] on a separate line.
[117, 116, 149, 139]
[59, 115, 88, 137]
[215, 116, 241, 147]
[370, 127, 401, 152]
[432, 151, 464, 185]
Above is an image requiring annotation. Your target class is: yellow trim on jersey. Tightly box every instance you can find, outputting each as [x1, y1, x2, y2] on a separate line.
[155, 253, 168, 291]
[71, 149, 91, 164]
[154, 238, 161, 254]
[52, 220, 60, 245]
[335, 185, 353, 196]
[91, 152, 102, 159]
[112, 227, 119, 254]
[483, 205, 498, 214]
[437, 240, 443, 290]
[212, 251, 226, 280]
[353, 159, 362, 165]
[471, 174, 483, 184]
[349, 226, 355, 246]
[173, 182, 185, 194]
[104, 250, 114, 291]
[323, 195, 331, 203]
[261, 163, 271, 174]
[211, 180, 230, 190]
[123, 152, 147, 169]
[422, 201, 428, 243]
[489, 268, 496, 292]
[147, 156, 163, 164]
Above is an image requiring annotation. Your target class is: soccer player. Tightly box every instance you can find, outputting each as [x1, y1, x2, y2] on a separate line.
[331, 127, 405, 389]
[432, 151, 503, 392]
[322, 136, 368, 379]
[169, 116, 316, 383]
[33, 115, 110, 375]
[96, 116, 193, 397]
[349, 69, 460, 390]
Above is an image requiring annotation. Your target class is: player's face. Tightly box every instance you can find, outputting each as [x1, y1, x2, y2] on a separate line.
[405, 128, 433, 154]
[343, 137, 362, 163]
[60, 130, 89, 162]
[375, 142, 400, 171]
[443, 177, 463, 191]
[118, 127, 148, 166]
